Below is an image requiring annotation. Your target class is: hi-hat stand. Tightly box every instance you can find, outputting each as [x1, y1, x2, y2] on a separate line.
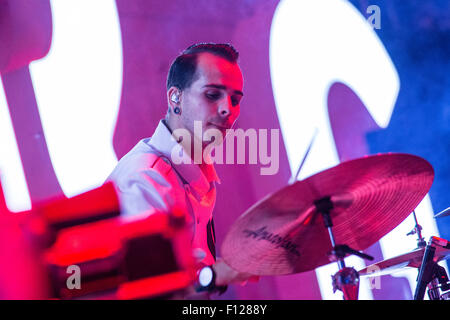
[314, 197, 374, 300]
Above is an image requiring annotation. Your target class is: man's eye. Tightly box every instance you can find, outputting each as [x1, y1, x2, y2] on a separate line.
[206, 92, 221, 100]
[231, 97, 240, 106]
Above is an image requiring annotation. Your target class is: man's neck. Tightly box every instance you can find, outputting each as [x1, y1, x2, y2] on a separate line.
[164, 118, 214, 173]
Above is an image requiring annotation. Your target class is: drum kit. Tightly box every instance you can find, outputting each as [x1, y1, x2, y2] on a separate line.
[221, 153, 450, 300]
[0, 152, 449, 300]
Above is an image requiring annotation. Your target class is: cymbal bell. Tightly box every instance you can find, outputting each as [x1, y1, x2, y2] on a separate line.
[221, 153, 434, 275]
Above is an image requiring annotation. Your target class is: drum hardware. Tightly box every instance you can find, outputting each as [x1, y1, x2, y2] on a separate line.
[414, 236, 450, 300]
[426, 265, 450, 300]
[331, 267, 360, 300]
[360, 206, 450, 300]
[358, 242, 450, 275]
[406, 210, 426, 248]
[314, 196, 373, 300]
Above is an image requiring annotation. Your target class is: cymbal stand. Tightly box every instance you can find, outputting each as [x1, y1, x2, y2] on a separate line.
[314, 197, 373, 300]
[414, 236, 450, 300]
[406, 210, 426, 248]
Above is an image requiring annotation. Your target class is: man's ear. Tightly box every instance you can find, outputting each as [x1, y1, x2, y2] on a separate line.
[167, 86, 181, 109]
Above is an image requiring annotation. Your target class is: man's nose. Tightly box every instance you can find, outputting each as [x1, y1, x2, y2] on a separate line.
[218, 97, 232, 117]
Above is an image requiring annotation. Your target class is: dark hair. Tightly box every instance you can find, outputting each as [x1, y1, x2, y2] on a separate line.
[166, 43, 239, 91]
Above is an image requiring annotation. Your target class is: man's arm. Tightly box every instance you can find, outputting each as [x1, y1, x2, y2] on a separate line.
[108, 154, 187, 219]
[108, 154, 258, 289]
[213, 258, 260, 286]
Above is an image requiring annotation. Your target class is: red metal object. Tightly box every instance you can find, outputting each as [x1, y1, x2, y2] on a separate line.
[117, 271, 194, 300]
[44, 210, 196, 299]
[0, 177, 49, 299]
[0, 178, 195, 299]
[38, 181, 120, 230]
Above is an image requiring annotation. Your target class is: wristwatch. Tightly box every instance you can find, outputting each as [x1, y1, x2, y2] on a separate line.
[196, 265, 228, 295]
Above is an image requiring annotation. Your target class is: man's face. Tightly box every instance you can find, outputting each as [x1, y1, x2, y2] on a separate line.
[178, 52, 243, 145]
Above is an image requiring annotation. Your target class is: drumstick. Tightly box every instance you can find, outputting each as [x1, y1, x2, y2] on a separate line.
[289, 127, 318, 184]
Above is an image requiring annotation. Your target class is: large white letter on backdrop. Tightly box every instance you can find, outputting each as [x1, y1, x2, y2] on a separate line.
[30, 0, 122, 198]
[270, 0, 439, 299]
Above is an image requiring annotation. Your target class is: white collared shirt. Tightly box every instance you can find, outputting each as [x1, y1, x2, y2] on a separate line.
[107, 120, 220, 265]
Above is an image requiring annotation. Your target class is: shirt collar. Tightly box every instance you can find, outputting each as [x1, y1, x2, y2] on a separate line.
[147, 120, 221, 192]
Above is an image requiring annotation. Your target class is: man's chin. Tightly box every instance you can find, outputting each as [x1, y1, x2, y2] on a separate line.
[205, 125, 227, 138]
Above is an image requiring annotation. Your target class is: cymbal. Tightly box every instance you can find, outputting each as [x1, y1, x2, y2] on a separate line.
[358, 245, 450, 277]
[221, 153, 434, 275]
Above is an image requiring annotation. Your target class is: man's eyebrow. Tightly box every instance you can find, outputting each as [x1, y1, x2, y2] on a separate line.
[203, 84, 244, 96]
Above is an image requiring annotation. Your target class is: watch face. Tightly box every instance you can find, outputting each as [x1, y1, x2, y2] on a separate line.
[199, 267, 214, 287]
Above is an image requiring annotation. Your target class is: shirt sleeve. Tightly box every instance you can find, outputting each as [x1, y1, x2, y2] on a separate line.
[107, 155, 185, 218]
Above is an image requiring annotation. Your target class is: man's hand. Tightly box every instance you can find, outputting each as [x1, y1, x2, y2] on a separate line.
[213, 257, 260, 286]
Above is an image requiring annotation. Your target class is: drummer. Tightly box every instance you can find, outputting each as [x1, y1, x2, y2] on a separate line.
[107, 43, 257, 295]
